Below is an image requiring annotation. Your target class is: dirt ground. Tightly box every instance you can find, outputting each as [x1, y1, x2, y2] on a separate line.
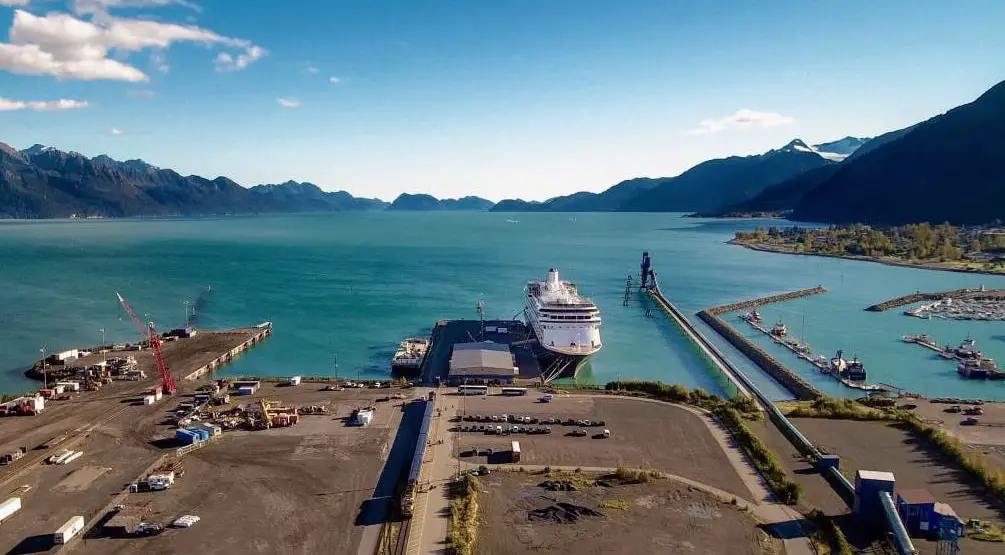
[0, 331, 261, 464]
[476, 471, 777, 555]
[450, 395, 751, 500]
[793, 417, 1005, 555]
[906, 398, 1005, 446]
[1, 376, 411, 555]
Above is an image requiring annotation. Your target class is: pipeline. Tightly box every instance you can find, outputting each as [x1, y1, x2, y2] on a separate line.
[879, 491, 918, 555]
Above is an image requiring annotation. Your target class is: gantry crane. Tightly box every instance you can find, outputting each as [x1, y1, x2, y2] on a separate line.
[116, 292, 177, 395]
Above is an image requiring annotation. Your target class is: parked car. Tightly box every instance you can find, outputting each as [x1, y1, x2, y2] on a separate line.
[946, 405, 963, 413]
[962, 417, 979, 426]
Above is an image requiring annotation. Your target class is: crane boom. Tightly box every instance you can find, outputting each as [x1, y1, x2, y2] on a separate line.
[115, 292, 177, 395]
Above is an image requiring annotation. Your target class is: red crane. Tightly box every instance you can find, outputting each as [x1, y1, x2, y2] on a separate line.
[116, 292, 177, 395]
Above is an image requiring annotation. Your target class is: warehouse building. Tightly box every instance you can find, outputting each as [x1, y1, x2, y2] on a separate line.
[447, 342, 518, 384]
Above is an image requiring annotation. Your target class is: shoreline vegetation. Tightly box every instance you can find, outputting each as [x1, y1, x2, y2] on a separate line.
[730, 223, 1005, 276]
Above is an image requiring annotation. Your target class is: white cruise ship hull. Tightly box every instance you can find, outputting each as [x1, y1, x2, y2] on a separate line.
[522, 268, 602, 381]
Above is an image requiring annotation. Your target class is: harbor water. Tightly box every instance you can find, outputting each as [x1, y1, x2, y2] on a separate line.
[3, 213, 1005, 401]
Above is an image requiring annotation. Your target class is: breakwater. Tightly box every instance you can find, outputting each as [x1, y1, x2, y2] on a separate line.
[865, 288, 971, 312]
[706, 286, 827, 316]
[697, 310, 822, 401]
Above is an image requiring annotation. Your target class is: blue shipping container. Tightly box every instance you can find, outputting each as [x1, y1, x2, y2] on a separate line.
[176, 429, 198, 444]
[188, 428, 209, 441]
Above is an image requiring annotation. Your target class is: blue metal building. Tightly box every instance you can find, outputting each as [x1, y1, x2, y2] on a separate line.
[896, 489, 965, 538]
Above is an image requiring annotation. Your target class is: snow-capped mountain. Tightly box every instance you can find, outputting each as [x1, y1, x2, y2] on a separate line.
[778, 137, 870, 162]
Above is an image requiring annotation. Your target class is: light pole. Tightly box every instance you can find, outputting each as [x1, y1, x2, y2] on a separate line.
[99, 327, 106, 365]
[332, 352, 339, 381]
[183, 301, 190, 327]
[39, 346, 47, 389]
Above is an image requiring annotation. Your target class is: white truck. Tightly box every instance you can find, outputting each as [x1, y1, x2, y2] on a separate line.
[53, 515, 85, 544]
[0, 497, 22, 524]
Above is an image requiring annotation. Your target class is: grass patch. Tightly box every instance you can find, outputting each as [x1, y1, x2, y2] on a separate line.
[969, 522, 1005, 542]
[599, 499, 630, 511]
[613, 464, 664, 485]
[447, 474, 480, 555]
[779, 397, 911, 421]
[807, 509, 853, 555]
[604, 380, 760, 417]
[715, 406, 801, 505]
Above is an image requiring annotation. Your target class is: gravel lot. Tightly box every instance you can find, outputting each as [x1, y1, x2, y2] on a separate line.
[451, 394, 751, 499]
[476, 471, 776, 555]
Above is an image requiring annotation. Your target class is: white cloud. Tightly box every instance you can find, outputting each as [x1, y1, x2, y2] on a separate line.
[149, 51, 168, 73]
[305, 65, 318, 74]
[686, 109, 795, 135]
[328, 76, 340, 84]
[277, 97, 300, 108]
[110, 127, 124, 134]
[0, 9, 266, 82]
[0, 96, 88, 111]
[0, 0, 31, 6]
[71, 0, 201, 17]
[213, 44, 265, 71]
[127, 88, 154, 97]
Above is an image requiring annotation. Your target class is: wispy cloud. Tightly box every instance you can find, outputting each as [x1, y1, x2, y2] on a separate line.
[127, 88, 155, 98]
[110, 127, 124, 135]
[277, 97, 300, 108]
[305, 65, 319, 74]
[328, 76, 340, 84]
[685, 109, 795, 135]
[0, 8, 266, 83]
[0, 1, 31, 6]
[71, 0, 201, 16]
[0, 97, 89, 111]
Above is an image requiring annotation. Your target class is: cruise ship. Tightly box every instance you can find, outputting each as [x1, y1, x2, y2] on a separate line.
[524, 268, 602, 380]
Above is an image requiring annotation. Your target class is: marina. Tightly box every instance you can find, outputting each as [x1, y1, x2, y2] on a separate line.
[739, 309, 887, 393]
[904, 289, 1005, 320]
[902, 333, 1005, 380]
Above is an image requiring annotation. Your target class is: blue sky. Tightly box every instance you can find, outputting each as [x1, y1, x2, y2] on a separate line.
[0, 0, 1002, 201]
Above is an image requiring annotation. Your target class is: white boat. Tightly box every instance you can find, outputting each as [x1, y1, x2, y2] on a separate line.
[770, 321, 788, 338]
[524, 268, 602, 379]
[391, 337, 429, 373]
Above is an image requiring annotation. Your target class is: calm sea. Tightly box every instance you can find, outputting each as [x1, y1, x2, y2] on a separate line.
[2, 212, 1005, 401]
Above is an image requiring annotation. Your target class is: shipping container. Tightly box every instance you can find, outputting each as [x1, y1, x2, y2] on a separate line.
[233, 381, 261, 389]
[187, 428, 209, 441]
[176, 429, 198, 444]
[27, 396, 45, 412]
[53, 515, 85, 544]
[511, 441, 521, 462]
[60, 451, 83, 465]
[143, 396, 156, 406]
[0, 497, 22, 523]
[236, 386, 256, 396]
[154, 391, 163, 401]
[52, 384, 65, 395]
[289, 376, 302, 386]
[56, 382, 80, 392]
[38, 389, 55, 399]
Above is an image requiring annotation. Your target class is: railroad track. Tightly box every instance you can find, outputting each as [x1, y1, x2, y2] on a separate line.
[0, 403, 132, 491]
[392, 518, 411, 555]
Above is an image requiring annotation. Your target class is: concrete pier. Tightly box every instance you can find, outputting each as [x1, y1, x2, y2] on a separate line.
[183, 322, 273, 380]
[865, 288, 972, 312]
[643, 275, 752, 400]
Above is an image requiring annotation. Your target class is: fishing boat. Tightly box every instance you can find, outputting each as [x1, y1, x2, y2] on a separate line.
[958, 359, 990, 379]
[770, 321, 787, 338]
[741, 308, 763, 323]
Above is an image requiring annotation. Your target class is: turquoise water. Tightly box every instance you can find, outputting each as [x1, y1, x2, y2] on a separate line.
[2, 213, 1005, 401]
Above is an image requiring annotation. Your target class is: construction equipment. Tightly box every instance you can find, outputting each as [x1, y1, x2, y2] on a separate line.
[256, 399, 299, 428]
[116, 292, 177, 395]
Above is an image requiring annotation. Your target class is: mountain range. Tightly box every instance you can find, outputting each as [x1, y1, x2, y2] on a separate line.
[3, 78, 1003, 224]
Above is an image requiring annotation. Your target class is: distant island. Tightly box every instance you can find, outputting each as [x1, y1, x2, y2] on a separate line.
[730, 223, 1005, 275]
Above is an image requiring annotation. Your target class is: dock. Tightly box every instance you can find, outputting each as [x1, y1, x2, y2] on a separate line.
[636, 255, 752, 400]
[739, 316, 889, 394]
[182, 323, 273, 380]
[419, 319, 541, 385]
[706, 286, 827, 316]
[865, 288, 973, 312]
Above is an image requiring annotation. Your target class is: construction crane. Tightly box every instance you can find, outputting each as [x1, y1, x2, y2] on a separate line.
[116, 292, 177, 395]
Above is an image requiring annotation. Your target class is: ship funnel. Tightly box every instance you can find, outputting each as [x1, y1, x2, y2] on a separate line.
[546, 268, 560, 290]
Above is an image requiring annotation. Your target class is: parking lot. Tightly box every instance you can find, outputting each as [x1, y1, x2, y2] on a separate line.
[447, 393, 752, 499]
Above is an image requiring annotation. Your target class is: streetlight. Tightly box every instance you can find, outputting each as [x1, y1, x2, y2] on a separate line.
[99, 328, 106, 365]
[183, 301, 190, 327]
[39, 346, 47, 389]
